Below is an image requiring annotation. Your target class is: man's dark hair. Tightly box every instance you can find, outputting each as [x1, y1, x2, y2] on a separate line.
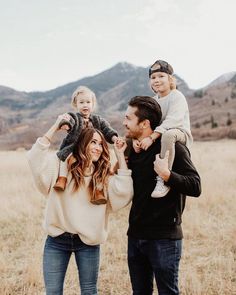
[128, 96, 162, 130]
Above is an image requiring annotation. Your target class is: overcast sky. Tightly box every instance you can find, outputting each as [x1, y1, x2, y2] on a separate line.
[0, 0, 235, 91]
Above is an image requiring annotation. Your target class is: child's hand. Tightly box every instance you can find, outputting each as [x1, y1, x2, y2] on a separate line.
[133, 139, 142, 153]
[140, 137, 153, 150]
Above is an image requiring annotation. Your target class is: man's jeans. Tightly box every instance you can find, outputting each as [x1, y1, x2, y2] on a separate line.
[128, 237, 182, 295]
[43, 233, 100, 295]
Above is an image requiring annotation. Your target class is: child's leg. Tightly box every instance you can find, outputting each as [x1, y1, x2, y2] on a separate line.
[152, 129, 186, 198]
[90, 189, 107, 205]
[53, 157, 70, 191]
[160, 129, 186, 169]
[90, 183, 107, 205]
[59, 160, 68, 178]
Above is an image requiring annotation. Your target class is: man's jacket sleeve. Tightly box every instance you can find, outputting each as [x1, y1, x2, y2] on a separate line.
[166, 143, 201, 197]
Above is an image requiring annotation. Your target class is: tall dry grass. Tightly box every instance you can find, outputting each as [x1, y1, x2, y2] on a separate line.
[0, 140, 235, 295]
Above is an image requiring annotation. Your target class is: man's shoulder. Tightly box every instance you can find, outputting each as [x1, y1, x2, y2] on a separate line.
[175, 141, 191, 157]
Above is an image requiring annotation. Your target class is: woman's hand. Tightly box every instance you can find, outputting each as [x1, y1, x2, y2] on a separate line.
[114, 137, 127, 154]
[41, 113, 72, 144]
[113, 138, 128, 170]
[54, 113, 73, 131]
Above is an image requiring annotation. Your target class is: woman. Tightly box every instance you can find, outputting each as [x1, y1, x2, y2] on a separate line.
[27, 114, 133, 295]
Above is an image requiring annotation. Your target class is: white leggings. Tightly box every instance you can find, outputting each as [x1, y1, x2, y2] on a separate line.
[160, 129, 186, 169]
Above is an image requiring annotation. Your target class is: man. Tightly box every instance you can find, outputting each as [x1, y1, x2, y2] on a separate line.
[123, 96, 201, 295]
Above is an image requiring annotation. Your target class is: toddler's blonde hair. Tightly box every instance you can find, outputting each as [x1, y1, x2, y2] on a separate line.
[71, 86, 97, 110]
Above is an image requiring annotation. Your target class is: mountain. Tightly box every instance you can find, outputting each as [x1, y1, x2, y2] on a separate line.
[207, 72, 236, 88]
[188, 72, 236, 140]
[0, 62, 235, 149]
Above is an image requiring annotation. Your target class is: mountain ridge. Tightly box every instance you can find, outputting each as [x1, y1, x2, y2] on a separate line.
[0, 62, 236, 149]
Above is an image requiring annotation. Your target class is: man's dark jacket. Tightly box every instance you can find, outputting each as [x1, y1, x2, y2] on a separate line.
[127, 140, 201, 240]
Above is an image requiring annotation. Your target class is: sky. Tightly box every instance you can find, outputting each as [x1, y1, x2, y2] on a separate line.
[0, 0, 235, 91]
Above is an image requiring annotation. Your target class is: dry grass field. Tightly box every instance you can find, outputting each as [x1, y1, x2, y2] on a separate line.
[0, 140, 235, 295]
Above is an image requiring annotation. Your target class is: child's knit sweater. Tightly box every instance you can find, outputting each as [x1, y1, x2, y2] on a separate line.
[57, 112, 118, 161]
[27, 138, 133, 245]
[154, 89, 193, 147]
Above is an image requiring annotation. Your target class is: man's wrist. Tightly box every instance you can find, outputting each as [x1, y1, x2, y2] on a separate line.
[160, 169, 171, 182]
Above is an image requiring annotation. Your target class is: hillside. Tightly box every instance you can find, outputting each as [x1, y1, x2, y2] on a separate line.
[188, 73, 236, 140]
[1, 140, 235, 294]
[0, 63, 236, 149]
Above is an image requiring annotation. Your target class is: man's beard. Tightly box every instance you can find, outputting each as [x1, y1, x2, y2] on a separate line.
[125, 128, 141, 140]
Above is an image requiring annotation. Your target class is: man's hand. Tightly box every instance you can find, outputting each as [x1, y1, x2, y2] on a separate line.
[140, 136, 153, 150]
[154, 151, 171, 181]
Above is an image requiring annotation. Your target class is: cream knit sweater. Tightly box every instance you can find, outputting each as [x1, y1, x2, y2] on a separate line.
[154, 89, 193, 146]
[27, 138, 133, 245]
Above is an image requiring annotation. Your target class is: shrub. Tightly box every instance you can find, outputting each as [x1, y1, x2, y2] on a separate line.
[211, 115, 218, 128]
[194, 90, 204, 98]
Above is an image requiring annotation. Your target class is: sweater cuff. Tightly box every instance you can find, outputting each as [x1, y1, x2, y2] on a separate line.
[165, 171, 179, 185]
[117, 169, 132, 176]
[37, 137, 51, 149]
[154, 126, 166, 134]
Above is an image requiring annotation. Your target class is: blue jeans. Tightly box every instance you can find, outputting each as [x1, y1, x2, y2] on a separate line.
[43, 233, 100, 295]
[128, 237, 182, 295]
